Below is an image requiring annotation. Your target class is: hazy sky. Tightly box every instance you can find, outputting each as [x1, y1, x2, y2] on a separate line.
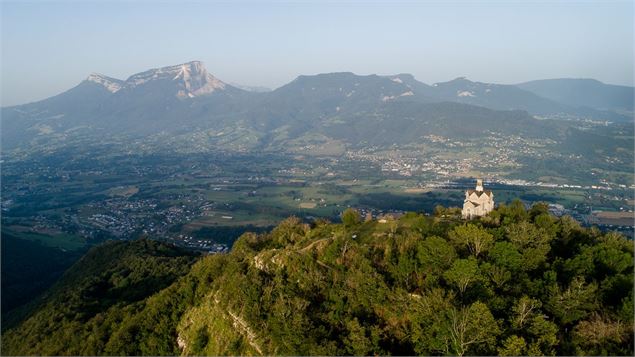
[1, 0, 633, 106]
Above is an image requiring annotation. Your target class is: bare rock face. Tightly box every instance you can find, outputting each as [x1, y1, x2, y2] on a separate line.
[177, 334, 186, 351]
[123, 61, 226, 98]
[85, 73, 124, 93]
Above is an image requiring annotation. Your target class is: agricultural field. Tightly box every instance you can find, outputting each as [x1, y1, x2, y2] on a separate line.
[591, 211, 635, 226]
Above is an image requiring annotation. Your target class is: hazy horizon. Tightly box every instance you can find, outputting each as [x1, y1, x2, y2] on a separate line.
[2, 0, 633, 106]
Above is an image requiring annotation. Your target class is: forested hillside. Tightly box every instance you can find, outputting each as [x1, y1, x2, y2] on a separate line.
[2, 202, 633, 356]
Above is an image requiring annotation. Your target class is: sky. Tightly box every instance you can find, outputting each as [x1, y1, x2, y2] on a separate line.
[1, 0, 633, 106]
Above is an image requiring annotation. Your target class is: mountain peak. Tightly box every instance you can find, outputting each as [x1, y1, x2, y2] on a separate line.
[386, 73, 417, 84]
[124, 61, 226, 98]
[450, 76, 471, 83]
[85, 73, 123, 93]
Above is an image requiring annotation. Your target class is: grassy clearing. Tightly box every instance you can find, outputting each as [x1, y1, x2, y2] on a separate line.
[403, 188, 432, 194]
[184, 211, 282, 229]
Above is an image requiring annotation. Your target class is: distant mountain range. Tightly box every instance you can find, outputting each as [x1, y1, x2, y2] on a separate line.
[2, 61, 632, 150]
[229, 83, 272, 93]
[517, 78, 634, 113]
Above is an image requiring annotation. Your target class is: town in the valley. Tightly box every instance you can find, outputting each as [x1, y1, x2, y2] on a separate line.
[2, 145, 633, 254]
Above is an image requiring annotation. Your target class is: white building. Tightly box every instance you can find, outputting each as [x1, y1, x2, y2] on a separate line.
[462, 179, 494, 219]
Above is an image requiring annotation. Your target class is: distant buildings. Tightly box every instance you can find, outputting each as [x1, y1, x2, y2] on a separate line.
[462, 179, 494, 219]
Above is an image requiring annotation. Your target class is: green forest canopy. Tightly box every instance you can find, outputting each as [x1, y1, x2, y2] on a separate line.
[2, 201, 633, 356]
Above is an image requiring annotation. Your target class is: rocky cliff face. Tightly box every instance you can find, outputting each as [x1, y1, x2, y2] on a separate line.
[124, 61, 227, 98]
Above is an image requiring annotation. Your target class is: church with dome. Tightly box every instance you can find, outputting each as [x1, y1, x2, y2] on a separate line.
[462, 179, 494, 219]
